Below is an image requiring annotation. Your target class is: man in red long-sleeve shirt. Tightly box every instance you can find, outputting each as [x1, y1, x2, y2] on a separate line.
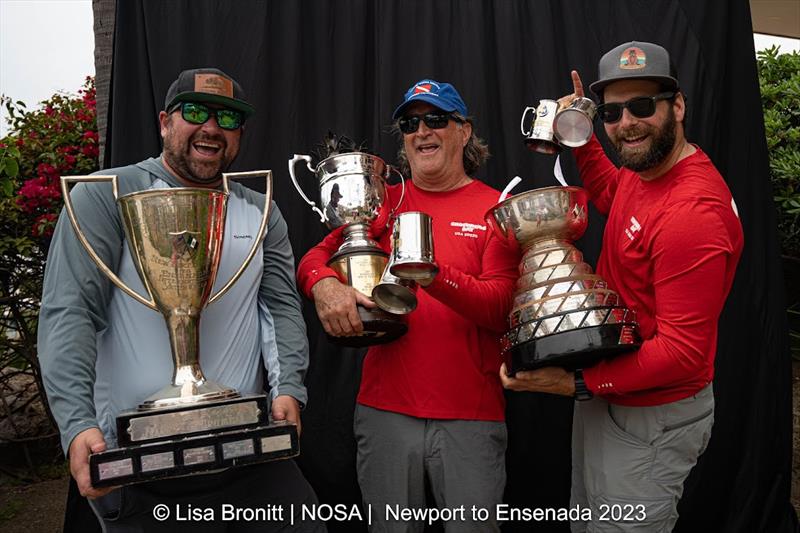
[297, 79, 518, 532]
[501, 42, 743, 531]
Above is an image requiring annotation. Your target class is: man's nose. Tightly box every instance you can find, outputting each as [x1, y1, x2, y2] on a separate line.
[618, 107, 639, 128]
[201, 113, 224, 132]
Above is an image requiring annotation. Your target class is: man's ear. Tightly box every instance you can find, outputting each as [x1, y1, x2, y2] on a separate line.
[159, 110, 170, 138]
[461, 121, 473, 146]
[673, 92, 686, 123]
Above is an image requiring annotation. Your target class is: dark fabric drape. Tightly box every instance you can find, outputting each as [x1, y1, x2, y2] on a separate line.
[96, 1, 796, 531]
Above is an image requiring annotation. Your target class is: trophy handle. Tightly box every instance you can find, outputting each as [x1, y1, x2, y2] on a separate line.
[207, 170, 273, 305]
[288, 153, 325, 223]
[520, 106, 537, 136]
[386, 165, 406, 221]
[60, 175, 159, 311]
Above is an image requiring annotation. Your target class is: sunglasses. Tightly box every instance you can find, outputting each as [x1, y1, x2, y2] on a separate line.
[398, 112, 462, 134]
[172, 102, 244, 130]
[597, 92, 676, 124]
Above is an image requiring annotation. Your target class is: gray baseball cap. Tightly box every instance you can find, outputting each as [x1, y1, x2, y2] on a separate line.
[589, 41, 679, 98]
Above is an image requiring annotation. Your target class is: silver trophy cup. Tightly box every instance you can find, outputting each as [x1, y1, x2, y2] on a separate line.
[289, 152, 409, 346]
[486, 185, 641, 372]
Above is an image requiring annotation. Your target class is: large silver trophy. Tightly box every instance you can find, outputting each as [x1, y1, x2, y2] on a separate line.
[61, 171, 298, 487]
[486, 186, 641, 372]
[289, 152, 408, 346]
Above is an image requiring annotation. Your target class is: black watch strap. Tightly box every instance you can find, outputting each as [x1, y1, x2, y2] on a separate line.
[574, 369, 594, 401]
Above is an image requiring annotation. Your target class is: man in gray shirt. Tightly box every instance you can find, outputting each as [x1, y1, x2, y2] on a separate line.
[39, 67, 324, 532]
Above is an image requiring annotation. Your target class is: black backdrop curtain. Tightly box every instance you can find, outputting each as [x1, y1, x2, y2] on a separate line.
[101, 1, 796, 531]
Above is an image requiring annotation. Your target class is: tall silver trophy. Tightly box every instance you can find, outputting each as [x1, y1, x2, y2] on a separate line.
[486, 186, 641, 372]
[289, 151, 408, 346]
[61, 171, 298, 487]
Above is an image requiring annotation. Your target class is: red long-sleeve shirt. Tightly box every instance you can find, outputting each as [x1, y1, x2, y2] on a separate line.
[574, 136, 743, 405]
[297, 179, 519, 420]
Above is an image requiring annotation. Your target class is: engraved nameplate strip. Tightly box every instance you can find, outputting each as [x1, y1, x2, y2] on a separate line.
[128, 401, 260, 442]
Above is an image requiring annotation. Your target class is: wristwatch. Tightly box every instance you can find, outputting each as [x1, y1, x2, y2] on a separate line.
[573, 369, 594, 401]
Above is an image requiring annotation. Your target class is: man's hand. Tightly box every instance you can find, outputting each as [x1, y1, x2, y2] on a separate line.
[271, 395, 302, 437]
[311, 277, 376, 336]
[499, 363, 576, 397]
[69, 427, 114, 499]
[557, 70, 586, 109]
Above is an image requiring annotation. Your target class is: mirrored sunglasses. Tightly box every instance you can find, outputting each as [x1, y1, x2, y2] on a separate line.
[173, 102, 244, 130]
[398, 112, 462, 134]
[597, 92, 676, 124]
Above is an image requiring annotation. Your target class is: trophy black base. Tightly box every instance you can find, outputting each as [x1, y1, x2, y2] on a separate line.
[509, 323, 641, 373]
[326, 305, 408, 347]
[90, 422, 298, 488]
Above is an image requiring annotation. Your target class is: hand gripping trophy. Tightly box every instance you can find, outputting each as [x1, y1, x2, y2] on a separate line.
[61, 171, 298, 487]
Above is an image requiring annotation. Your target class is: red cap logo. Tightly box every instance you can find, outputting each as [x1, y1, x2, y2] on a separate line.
[619, 47, 646, 70]
[413, 83, 433, 95]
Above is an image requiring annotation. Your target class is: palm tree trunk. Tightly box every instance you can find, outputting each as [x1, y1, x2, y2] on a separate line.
[92, 0, 116, 169]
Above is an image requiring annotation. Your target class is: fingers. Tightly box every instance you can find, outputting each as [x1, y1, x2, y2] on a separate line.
[272, 395, 302, 437]
[571, 70, 584, 98]
[69, 428, 114, 499]
[313, 278, 367, 337]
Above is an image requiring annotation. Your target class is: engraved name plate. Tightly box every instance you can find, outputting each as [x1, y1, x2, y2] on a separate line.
[98, 458, 134, 480]
[128, 401, 260, 442]
[260, 434, 292, 453]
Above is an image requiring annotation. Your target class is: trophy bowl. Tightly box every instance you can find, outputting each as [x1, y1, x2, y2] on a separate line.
[485, 186, 588, 250]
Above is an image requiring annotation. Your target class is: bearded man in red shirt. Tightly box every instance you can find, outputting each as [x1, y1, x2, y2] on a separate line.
[297, 79, 518, 532]
[501, 42, 744, 532]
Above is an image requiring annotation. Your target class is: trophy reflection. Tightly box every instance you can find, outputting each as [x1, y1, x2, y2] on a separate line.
[289, 141, 408, 346]
[61, 171, 298, 487]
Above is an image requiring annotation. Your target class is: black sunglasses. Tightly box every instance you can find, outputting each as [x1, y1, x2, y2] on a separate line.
[398, 112, 462, 134]
[597, 92, 676, 124]
[171, 102, 244, 130]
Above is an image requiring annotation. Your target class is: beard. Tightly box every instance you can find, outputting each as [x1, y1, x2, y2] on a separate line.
[610, 107, 677, 172]
[162, 129, 235, 184]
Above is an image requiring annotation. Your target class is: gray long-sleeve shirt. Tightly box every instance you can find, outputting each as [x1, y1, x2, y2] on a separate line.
[38, 157, 309, 453]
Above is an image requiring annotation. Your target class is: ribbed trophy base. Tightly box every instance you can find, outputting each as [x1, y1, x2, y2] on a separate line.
[509, 323, 641, 373]
[327, 305, 408, 347]
[89, 422, 298, 487]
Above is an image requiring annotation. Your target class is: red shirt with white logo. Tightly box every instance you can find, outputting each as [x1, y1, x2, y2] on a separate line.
[574, 136, 744, 405]
[297, 180, 518, 420]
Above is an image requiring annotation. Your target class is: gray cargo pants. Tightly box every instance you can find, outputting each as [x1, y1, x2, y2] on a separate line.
[571, 384, 714, 532]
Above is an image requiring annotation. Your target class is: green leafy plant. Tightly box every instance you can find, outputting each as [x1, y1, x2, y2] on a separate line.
[0, 77, 98, 468]
[757, 46, 800, 357]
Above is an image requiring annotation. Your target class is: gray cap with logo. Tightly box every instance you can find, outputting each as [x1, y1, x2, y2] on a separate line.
[589, 41, 679, 98]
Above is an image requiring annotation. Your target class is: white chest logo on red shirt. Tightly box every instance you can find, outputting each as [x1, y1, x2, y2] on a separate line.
[624, 216, 642, 241]
[451, 221, 486, 239]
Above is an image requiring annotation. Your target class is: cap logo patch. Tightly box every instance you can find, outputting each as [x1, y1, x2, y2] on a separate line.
[194, 73, 234, 97]
[413, 81, 439, 96]
[619, 47, 646, 70]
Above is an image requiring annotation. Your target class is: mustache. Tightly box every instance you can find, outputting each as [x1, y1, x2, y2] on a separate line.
[191, 132, 227, 147]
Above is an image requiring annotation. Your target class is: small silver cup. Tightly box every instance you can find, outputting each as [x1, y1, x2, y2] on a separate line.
[372, 256, 418, 315]
[553, 97, 597, 148]
[521, 100, 562, 155]
[390, 211, 438, 280]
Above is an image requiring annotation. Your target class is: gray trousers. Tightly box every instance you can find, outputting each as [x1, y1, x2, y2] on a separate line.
[89, 459, 326, 533]
[570, 384, 714, 532]
[354, 404, 507, 533]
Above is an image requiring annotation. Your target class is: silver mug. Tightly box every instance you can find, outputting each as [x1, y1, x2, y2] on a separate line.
[521, 99, 562, 155]
[389, 211, 438, 281]
[553, 97, 597, 148]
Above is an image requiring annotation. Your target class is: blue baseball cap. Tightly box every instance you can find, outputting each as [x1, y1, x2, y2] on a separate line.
[392, 79, 468, 120]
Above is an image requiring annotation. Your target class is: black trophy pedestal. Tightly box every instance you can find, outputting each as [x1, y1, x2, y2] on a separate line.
[326, 304, 408, 347]
[509, 323, 641, 373]
[90, 421, 298, 487]
[91, 394, 297, 487]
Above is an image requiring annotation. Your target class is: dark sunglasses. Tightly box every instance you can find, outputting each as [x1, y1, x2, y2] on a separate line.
[398, 112, 462, 134]
[171, 102, 244, 130]
[597, 92, 676, 124]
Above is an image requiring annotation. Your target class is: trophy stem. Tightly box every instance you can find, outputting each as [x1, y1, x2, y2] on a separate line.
[138, 310, 239, 410]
